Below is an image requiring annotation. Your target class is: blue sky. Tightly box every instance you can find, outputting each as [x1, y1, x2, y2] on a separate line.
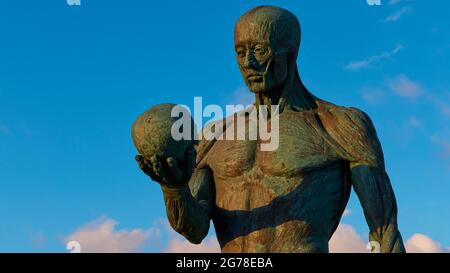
[1, 0, 449, 252]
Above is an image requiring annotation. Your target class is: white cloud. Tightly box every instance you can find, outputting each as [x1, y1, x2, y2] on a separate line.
[388, 74, 424, 98]
[330, 223, 448, 253]
[163, 222, 449, 253]
[162, 219, 448, 253]
[66, 216, 220, 253]
[345, 45, 403, 70]
[65, 216, 159, 253]
[165, 235, 221, 253]
[67, 217, 448, 253]
[65, 215, 450, 253]
[363, 75, 449, 119]
[161, 219, 221, 253]
[384, 7, 413, 22]
[329, 224, 368, 253]
[405, 233, 446, 253]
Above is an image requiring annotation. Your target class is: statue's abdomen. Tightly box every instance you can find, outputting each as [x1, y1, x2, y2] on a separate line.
[212, 161, 351, 252]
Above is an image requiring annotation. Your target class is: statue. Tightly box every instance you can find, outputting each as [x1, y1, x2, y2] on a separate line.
[134, 5, 405, 253]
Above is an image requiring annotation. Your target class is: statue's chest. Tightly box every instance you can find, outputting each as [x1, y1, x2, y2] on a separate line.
[207, 111, 339, 178]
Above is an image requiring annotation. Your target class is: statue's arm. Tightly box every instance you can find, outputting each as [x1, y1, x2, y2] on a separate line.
[324, 107, 405, 252]
[351, 164, 405, 253]
[135, 139, 216, 245]
[161, 167, 215, 244]
[348, 109, 405, 253]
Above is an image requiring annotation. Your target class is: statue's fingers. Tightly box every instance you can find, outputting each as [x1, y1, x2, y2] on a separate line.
[149, 155, 158, 164]
[135, 155, 163, 183]
[151, 155, 171, 182]
[135, 155, 149, 171]
[149, 155, 159, 172]
[143, 156, 153, 168]
[167, 157, 183, 181]
[135, 155, 146, 169]
[150, 155, 161, 175]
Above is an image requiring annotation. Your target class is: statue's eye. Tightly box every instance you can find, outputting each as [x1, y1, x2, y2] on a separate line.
[254, 46, 267, 55]
[236, 49, 246, 58]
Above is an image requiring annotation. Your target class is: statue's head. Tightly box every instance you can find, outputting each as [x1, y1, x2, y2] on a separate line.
[234, 6, 301, 94]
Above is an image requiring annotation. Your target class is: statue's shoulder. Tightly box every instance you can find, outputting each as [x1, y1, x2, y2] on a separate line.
[315, 100, 384, 167]
[316, 100, 372, 124]
[315, 100, 374, 131]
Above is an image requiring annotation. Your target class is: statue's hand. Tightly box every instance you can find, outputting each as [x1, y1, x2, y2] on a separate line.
[135, 154, 187, 188]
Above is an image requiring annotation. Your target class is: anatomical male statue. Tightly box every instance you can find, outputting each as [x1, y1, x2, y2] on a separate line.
[133, 6, 405, 253]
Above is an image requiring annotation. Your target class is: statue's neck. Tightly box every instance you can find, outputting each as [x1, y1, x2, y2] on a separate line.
[254, 74, 317, 113]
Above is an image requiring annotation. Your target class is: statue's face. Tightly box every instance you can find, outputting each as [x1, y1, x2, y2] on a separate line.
[235, 6, 301, 94]
[235, 30, 288, 94]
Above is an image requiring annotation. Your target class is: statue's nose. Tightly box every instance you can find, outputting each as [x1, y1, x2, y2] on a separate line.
[243, 52, 259, 69]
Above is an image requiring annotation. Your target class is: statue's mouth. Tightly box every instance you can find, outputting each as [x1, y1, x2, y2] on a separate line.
[247, 75, 263, 82]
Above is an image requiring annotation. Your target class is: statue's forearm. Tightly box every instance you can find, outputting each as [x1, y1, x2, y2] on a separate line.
[351, 165, 405, 253]
[161, 184, 211, 244]
[368, 222, 405, 253]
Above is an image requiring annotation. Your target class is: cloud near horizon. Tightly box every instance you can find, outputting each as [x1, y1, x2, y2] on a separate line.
[405, 233, 447, 253]
[165, 221, 449, 253]
[165, 235, 220, 253]
[329, 224, 368, 253]
[65, 216, 448, 253]
[65, 216, 159, 253]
